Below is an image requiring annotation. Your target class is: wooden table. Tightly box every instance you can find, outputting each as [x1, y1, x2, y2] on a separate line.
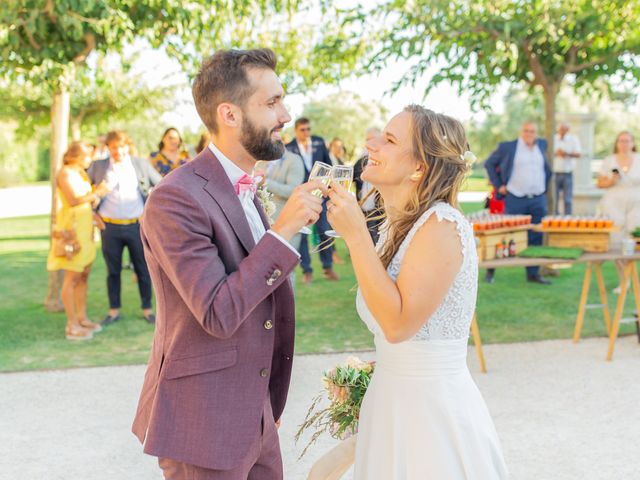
[473, 251, 640, 372]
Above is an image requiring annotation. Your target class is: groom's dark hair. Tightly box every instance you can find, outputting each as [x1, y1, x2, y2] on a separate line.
[192, 48, 278, 134]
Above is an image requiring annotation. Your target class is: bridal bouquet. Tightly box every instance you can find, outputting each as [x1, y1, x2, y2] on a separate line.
[295, 356, 375, 458]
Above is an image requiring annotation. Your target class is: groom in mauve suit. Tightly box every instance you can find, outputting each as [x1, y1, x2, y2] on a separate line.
[131, 48, 325, 479]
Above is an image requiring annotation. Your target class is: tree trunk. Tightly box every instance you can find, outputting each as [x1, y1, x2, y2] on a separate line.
[70, 116, 82, 141]
[543, 84, 558, 214]
[44, 87, 70, 313]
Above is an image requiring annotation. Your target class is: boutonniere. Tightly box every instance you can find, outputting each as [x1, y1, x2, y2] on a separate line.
[257, 185, 276, 225]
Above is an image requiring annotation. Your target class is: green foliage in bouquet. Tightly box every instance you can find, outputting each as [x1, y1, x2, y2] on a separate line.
[295, 357, 374, 458]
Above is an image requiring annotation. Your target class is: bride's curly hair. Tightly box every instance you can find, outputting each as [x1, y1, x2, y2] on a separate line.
[376, 105, 472, 268]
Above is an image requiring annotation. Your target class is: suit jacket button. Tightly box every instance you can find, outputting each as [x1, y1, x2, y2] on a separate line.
[267, 269, 282, 286]
[264, 320, 273, 330]
[260, 368, 269, 378]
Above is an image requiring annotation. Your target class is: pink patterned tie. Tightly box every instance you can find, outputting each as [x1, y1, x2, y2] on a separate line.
[235, 174, 257, 197]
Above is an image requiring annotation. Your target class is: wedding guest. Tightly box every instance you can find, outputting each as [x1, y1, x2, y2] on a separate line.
[286, 117, 339, 283]
[195, 131, 211, 154]
[354, 127, 383, 244]
[597, 131, 640, 293]
[325, 106, 508, 478]
[327, 137, 348, 264]
[328, 138, 347, 166]
[149, 127, 191, 177]
[485, 121, 553, 284]
[88, 130, 162, 325]
[47, 142, 110, 340]
[553, 122, 582, 215]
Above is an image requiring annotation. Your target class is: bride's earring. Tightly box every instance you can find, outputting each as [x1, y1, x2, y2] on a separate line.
[410, 172, 423, 181]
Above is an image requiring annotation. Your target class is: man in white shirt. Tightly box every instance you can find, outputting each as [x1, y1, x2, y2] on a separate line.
[553, 122, 582, 215]
[88, 130, 162, 325]
[485, 121, 553, 284]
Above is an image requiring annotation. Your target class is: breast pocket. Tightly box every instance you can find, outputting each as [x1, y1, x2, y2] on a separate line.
[163, 347, 237, 380]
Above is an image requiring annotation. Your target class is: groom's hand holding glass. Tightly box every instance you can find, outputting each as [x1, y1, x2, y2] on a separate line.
[271, 179, 328, 240]
[325, 181, 370, 247]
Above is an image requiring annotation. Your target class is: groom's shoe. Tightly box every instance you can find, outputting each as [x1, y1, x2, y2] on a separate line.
[303, 272, 313, 284]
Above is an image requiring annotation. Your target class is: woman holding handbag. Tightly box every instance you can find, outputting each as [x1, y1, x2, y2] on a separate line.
[47, 142, 110, 340]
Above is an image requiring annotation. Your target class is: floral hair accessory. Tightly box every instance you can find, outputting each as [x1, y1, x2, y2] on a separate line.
[461, 150, 477, 165]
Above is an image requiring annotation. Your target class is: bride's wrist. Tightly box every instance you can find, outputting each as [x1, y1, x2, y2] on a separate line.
[346, 229, 372, 250]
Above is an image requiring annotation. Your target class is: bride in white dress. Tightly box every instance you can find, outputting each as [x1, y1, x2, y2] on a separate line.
[326, 106, 508, 479]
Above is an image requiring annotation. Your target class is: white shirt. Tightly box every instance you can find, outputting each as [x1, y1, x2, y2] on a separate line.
[98, 156, 144, 220]
[208, 143, 299, 256]
[297, 140, 313, 172]
[506, 138, 546, 197]
[553, 133, 581, 173]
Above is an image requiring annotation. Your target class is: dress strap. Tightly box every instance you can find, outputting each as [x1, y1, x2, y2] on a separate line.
[396, 203, 471, 265]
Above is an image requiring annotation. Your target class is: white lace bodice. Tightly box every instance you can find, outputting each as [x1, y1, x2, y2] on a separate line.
[356, 202, 478, 342]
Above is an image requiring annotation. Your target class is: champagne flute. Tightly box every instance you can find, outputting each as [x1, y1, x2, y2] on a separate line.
[300, 161, 333, 234]
[325, 165, 354, 238]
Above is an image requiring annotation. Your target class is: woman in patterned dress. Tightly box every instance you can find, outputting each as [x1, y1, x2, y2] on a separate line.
[149, 127, 191, 177]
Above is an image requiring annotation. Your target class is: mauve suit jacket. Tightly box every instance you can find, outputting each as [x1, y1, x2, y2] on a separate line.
[131, 147, 299, 471]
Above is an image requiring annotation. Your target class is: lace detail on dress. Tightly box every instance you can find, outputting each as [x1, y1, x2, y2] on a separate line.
[356, 202, 478, 341]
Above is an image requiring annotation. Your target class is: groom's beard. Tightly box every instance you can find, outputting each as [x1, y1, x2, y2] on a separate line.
[240, 115, 285, 161]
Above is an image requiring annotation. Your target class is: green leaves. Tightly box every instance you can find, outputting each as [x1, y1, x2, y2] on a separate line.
[313, 0, 640, 107]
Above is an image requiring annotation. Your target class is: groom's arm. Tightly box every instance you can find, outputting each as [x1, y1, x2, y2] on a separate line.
[141, 182, 299, 339]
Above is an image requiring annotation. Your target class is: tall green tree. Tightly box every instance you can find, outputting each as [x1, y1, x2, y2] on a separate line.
[0, 64, 178, 142]
[0, 0, 304, 310]
[317, 0, 640, 157]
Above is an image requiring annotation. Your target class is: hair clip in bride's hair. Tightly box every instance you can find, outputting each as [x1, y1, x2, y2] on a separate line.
[461, 150, 477, 164]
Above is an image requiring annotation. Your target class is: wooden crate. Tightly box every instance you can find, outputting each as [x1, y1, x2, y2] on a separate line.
[538, 227, 615, 253]
[475, 226, 530, 261]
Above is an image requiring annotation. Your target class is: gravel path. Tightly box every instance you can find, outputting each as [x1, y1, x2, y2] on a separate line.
[1, 336, 639, 479]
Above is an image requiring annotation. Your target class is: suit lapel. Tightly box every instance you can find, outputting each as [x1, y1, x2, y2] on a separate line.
[195, 149, 256, 253]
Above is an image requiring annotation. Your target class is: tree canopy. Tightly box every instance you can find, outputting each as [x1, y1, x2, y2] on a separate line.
[316, 0, 640, 140]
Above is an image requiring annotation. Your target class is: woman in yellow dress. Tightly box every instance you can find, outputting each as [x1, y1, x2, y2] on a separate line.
[47, 142, 110, 340]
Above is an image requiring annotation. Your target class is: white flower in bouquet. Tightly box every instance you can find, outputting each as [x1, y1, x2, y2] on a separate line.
[256, 185, 276, 224]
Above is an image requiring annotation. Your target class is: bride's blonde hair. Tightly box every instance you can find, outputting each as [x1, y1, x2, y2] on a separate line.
[377, 105, 472, 268]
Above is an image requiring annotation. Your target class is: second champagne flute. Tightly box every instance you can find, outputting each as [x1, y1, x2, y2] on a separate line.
[299, 161, 333, 234]
[325, 165, 354, 238]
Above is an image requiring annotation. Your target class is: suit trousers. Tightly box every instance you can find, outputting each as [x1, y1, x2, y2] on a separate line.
[100, 222, 152, 309]
[299, 203, 333, 273]
[505, 192, 547, 277]
[158, 400, 283, 480]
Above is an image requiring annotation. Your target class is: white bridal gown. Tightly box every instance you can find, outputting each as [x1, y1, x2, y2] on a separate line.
[354, 203, 508, 479]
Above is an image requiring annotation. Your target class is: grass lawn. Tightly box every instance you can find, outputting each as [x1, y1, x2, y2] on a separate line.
[1, 213, 637, 372]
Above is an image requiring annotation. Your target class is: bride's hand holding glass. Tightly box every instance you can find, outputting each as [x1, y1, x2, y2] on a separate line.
[325, 181, 369, 245]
